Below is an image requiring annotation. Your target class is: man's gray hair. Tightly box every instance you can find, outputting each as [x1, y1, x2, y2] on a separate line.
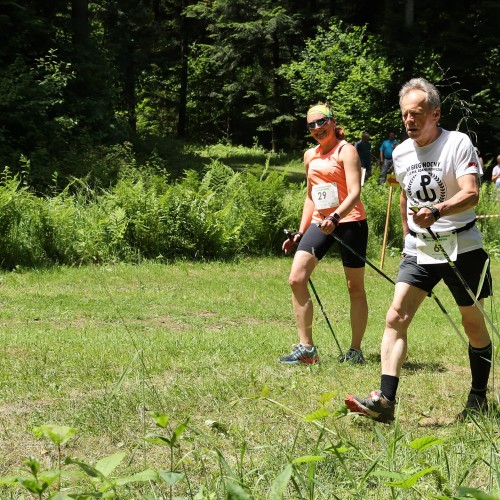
[399, 78, 441, 109]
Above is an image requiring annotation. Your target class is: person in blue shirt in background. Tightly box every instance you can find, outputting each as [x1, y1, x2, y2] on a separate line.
[379, 132, 399, 184]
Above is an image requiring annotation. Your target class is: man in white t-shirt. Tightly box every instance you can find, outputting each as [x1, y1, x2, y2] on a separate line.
[492, 155, 500, 193]
[345, 77, 493, 423]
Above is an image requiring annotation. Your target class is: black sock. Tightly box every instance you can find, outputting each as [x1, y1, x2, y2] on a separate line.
[469, 343, 492, 398]
[380, 374, 399, 402]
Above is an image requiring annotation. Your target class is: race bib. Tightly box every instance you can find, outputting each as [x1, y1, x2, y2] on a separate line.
[416, 232, 457, 264]
[312, 183, 339, 210]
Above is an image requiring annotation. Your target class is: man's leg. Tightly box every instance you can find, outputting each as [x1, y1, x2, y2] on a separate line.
[364, 162, 372, 180]
[379, 159, 389, 184]
[457, 300, 492, 419]
[345, 283, 427, 422]
[380, 283, 427, 389]
[387, 159, 394, 175]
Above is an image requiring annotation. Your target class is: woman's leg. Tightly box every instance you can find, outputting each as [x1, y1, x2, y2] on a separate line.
[343, 266, 367, 350]
[288, 250, 318, 346]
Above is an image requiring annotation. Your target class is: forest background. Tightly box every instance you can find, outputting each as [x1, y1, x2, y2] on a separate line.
[1, 3, 500, 497]
[1, 0, 500, 192]
[0, 1, 500, 271]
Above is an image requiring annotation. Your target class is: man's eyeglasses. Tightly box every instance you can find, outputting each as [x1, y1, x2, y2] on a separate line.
[307, 117, 330, 129]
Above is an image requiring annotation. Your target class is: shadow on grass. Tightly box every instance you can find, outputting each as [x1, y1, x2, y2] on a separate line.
[136, 136, 210, 180]
[363, 354, 447, 373]
[137, 136, 307, 184]
[403, 361, 447, 373]
[213, 153, 306, 184]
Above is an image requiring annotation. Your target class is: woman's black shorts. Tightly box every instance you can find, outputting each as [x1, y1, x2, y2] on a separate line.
[297, 219, 368, 268]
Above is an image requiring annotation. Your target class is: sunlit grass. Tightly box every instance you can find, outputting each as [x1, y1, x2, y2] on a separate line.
[0, 257, 498, 498]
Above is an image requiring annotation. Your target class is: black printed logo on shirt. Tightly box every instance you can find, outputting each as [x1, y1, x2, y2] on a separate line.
[407, 172, 446, 204]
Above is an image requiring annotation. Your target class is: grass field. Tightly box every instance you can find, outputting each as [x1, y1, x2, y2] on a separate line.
[0, 256, 499, 498]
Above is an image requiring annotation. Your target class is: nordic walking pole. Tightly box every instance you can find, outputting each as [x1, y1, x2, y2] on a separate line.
[308, 277, 344, 357]
[283, 229, 344, 357]
[317, 213, 469, 346]
[380, 184, 394, 269]
[409, 206, 500, 342]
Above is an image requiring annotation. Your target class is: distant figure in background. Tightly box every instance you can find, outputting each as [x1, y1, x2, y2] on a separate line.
[492, 154, 500, 195]
[379, 132, 399, 184]
[356, 132, 372, 181]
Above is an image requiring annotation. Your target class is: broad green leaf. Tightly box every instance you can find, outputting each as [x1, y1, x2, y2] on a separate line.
[0, 476, 20, 485]
[17, 477, 47, 494]
[319, 391, 337, 405]
[144, 435, 173, 446]
[261, 385, 270, 397]
[170, 419, 189, 447]
[269, 463, 293, 499]
[38, 470, 61, 486]
[380, 467, 436, 489]
[95, 452, 126, 476]
[323, 444, 351, 454]
[303, 407, 329, 421]
[64, 457, 113, 489]
[292, 455, 324, 464]
[158, 470, 184, 486]
[33, 424, 77, 445]
[64, 458, 100, 478]
[408, 435, 444, 451]
[116, 469, 159, 485]
[149, 411, 169, 429]
[23, 457, 40, 475]
[331, 406, 348, 418]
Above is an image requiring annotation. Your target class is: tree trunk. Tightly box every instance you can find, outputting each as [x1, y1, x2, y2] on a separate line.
[270, 33, 280, 153]
[123, 42, 137, 138]
[177, 0, 188, 138]
[71, 0, 89, 47]
[404, 0, 414, 27]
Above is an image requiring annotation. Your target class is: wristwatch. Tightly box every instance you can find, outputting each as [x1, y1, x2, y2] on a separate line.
[327, 212, 341, 226]
[428, 205, 441, 221]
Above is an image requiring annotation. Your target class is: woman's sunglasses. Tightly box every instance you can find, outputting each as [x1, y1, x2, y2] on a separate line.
[307, 117, 330, 129]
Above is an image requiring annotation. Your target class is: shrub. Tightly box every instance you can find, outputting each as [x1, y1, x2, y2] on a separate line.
[0, 160, 498, 269]
[476, 182, 500, 256]
[361, 177, 403, 258]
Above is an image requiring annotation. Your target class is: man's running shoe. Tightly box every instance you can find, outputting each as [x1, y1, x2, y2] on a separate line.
[344, 390, 395, 423]
[278, 344, 319, 365]
[339, 348, 365, 365]
[456, 393, 488, 421]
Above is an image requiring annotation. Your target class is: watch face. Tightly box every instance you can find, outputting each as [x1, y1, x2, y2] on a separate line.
[333, 213, 341, 221]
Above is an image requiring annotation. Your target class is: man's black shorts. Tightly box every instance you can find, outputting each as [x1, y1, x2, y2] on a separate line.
[397, 248, 492, 306]
[297, 220, 368, 268]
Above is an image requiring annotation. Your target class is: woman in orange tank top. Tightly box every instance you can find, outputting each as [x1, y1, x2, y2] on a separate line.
[279, 103, 369, 365]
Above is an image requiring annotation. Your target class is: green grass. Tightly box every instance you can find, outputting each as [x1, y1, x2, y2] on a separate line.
[0, 256, 499, 498]
[198, 143, 307, 184]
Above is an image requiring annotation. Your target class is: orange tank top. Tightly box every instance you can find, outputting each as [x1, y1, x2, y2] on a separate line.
[307, 141, 366, 224]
